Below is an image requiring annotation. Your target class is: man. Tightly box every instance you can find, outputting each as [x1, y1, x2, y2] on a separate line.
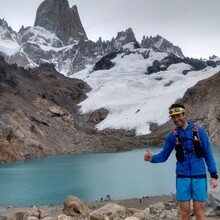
[144, 103, 218, 220]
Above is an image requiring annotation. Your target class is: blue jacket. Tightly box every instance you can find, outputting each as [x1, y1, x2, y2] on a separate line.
[151, 122, 217, 177]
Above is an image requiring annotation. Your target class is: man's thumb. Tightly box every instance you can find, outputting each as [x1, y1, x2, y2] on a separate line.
[146, 149, 150, 154]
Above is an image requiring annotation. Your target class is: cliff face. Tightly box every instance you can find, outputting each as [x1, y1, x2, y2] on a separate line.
[182, 71, 220, 144]
[146, 71, 220, 145]
[34, 0, 88, 44]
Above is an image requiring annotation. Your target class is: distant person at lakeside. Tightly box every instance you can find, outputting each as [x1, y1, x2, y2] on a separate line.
[144, 103, 218, 220]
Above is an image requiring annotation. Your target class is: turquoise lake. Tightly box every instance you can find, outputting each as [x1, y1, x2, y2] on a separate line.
[0, 147, 220, 206]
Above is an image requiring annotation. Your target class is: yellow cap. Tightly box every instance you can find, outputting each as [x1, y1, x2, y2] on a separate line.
[169, 107, 186, 116]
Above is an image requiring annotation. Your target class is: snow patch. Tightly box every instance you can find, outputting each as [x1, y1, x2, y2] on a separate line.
[74, 48, 220, 135]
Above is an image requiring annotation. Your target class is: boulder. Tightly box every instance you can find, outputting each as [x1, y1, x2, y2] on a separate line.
[149, 202, 165, 214]
[159, 209, 178, 219]
[205, 191, 220, 216]
[89, 203, 126, 220]
[89, 108, 109, 123]
[57, 214, 73, 220]
[11, 207, 48, 220]
[63, 196, 91, 217]
[127, 208, 150, 219]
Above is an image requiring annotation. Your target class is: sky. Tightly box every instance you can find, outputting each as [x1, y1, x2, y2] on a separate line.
[0, 0, 219, 59]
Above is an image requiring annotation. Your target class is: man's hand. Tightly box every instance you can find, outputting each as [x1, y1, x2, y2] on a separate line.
[144, 149, 152, 162]
[210, 178, 218, 188]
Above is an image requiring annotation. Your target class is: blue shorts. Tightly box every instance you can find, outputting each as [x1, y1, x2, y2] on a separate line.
[176, 177, 207, 202]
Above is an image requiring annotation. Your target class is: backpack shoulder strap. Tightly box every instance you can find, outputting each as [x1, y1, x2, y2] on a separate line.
[192, 125, 200, 141]
[173, 129, 181, 144]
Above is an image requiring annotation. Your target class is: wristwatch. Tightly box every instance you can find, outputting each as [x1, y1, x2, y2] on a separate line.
[211, 173, 218, 179]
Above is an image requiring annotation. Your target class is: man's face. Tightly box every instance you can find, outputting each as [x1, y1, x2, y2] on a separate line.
[171, 113, 187, 127]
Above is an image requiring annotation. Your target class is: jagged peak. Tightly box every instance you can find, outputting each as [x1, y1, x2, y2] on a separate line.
[116, 28, 135, 39]
[0, 18, 14, 32]
[0, 18, 7, 27]
[209, 55, 220, 60]
[71, 5, 78, 12]
[141, 34, 184, 58]
[114, 28, 137, 47]
[19, 25, 25, 33]
[34, 0, 87, 45]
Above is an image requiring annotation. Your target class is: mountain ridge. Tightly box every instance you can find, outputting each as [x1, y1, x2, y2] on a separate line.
[0, 0, 189, 76]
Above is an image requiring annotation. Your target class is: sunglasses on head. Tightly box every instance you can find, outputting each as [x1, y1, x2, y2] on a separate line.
[169, 107, 185, 116]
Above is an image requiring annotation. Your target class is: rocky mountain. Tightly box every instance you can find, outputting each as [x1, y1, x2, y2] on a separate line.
[0, 0, 199, 76]
[0, 19, 18, 45]
[0, 19, 141, 75]
[0, 56, 151, 163]
[34, 0, 88, 44]
[72, 41, 220, 137]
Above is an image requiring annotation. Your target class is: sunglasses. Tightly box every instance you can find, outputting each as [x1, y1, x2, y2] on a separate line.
[169, 107, 185, 115]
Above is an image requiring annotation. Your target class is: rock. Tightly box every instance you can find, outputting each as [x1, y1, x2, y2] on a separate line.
[127, 208, 150, 219]
[26, 207, 48, 219]
[205, 191, 220, 216]
[164, 201, 177, 210]
[58, 214, 74, 220]
[124, 217, 139, 220]
[149, 202, 165, 214]
[49, 106, 66, 117]
[89, 212, 105, 220]
[63, 195, 91, 217]
[159, 209, 178, 219]
[149, 122, 158, 132]
[11, 207, 48, 220]
[0, 120, 12, 138]
[89, 108, 109, 123]
[89, 203, 126, 220]
[11, 211, 26, 220]
[164, 80, 174, 87]
[92, 52, 118, 71]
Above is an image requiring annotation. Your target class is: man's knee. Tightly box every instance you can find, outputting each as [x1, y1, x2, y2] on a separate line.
[193, 201, 205, 219]
[179, 201, 190, 218]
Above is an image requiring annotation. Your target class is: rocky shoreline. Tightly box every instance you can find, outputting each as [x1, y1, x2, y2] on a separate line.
[0, 192, 219, 220]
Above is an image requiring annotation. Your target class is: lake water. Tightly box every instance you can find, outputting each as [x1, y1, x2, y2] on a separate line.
[0, 147, 220, 206]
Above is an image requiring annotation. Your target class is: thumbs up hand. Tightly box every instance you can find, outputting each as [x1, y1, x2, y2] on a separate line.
[144, 149, 152, 162]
